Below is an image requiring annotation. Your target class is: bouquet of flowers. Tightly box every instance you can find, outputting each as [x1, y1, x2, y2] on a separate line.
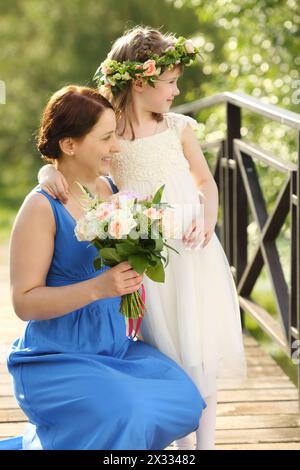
[74, 184, 178, 339]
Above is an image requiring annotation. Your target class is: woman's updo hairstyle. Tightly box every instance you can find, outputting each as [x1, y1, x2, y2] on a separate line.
[37, 85, 114, 162]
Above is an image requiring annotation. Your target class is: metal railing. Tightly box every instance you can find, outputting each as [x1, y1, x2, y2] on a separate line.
[173, 91, 300, 402]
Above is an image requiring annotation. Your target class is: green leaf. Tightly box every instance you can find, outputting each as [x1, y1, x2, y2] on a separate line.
[150, 252, 161, 263]
[152, 185, 165, 204]
[100, 247, 121, 262]
[93, 256, 104, 271]
[116, 243, 138, 257]
[128, 254, 149, 274]
[103, 259, 118, 267]
[92, 239, 104, 251]
[146, 260, 165, 282]
[154, 236, 164, 252]
[148, 257, 158, 267]
[140, 238, 156, 250]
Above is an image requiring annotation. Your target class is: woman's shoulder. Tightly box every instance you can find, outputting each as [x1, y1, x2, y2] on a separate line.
[22, 185, 52, 206]
[14, 186, 56, 229]
[23, 186, 57, 211]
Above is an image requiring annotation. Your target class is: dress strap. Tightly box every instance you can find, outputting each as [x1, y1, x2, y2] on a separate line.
[105, 176, 119, 194]
[34, 185, 60, 228]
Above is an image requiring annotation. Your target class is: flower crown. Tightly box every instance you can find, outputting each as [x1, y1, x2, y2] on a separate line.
[93, 36, 202, 96]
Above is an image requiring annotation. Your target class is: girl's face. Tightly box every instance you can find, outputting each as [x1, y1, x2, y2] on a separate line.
[72, 108, 120, 177]
[138, 66, 181, 114]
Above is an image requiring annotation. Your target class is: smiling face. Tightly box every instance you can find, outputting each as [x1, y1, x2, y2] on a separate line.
[70, 108, 120, 177]
[134, 65, 182, 114]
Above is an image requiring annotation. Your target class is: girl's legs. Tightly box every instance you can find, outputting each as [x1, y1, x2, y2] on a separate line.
[174, 432, 195, 450]
[195, 389, 218, 450]
[174, 387, 218, 450]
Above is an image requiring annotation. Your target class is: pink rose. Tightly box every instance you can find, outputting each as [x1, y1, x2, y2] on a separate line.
[142, 59, 157, 76]
[102, 65, 112, 75]
[184, 40, 195, 54]
[143, 208, 162, 220]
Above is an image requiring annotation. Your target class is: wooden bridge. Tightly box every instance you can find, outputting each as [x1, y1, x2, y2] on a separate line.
[1, 92, 300, 449]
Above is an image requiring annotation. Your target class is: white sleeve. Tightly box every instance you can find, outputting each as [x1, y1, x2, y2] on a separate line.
[166, 112, 199, 137]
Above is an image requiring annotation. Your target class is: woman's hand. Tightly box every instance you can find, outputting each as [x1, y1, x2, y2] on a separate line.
[94, 262, 144, 299]
[38, 164, 69, 203]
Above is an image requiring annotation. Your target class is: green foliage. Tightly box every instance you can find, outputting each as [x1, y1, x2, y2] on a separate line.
[0, 0, 299, 241]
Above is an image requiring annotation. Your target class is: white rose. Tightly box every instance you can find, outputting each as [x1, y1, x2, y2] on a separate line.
[74, 218, 88, 241]
[107, 76, 116, 86]
[75, 217, 100, 241]
[95, 203, 113, 222]
[143, 207, 162, 220]
[85, 219, 102, 241]
[111, 208, 132, 220]
[122, 72, 131, 80]
[108, 216, 137, 239]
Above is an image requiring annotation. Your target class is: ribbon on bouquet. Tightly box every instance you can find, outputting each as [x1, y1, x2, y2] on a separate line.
[125, 284, 146, 340]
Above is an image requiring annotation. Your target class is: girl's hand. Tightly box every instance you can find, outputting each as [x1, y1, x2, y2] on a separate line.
[183, 214, 216, 249]
[201, 227, 214, 247]
[38, 164, 69, 203]
[202, 212, 217, 247]
[183, 219, 204, 249]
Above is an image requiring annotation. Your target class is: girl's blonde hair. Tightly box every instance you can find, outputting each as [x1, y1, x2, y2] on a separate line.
[102, 26, 181, 140]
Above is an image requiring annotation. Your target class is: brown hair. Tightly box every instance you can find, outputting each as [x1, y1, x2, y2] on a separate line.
[101, 26, 181, 140]
[37, 85, 114, 162]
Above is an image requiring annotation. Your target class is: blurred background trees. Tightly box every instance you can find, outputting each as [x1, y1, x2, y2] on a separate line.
[1, 0, 299, 241]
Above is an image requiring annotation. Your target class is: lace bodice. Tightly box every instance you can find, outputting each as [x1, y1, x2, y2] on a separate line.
[110, 113, 199, 189]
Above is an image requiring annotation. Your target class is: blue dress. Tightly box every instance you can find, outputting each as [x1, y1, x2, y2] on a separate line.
[3, 186, 206, 450]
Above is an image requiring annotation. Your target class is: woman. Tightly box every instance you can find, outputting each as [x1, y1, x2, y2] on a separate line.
[3, 85, 206, 450]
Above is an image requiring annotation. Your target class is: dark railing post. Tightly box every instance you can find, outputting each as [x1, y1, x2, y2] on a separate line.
[226, 104, 241, 269]
[233, 146, 248, 328]
[297, 131, 300, 402]
[290, 170, 297, 349]
[233, 158, 248, 280]
[218, 140, 226, 248]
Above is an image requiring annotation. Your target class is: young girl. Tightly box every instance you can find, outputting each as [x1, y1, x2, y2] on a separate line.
[39, 26, 247, 450]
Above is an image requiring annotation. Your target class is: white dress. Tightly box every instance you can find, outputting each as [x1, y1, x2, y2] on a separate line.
[110, 112, 247, 397]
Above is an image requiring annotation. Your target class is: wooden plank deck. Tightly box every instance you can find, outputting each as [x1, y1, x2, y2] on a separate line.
[1, 244, 300, 450]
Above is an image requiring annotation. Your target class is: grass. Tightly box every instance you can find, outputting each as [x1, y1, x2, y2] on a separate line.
[0, 181, 28, 243]
[0, 205, 17, 243]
